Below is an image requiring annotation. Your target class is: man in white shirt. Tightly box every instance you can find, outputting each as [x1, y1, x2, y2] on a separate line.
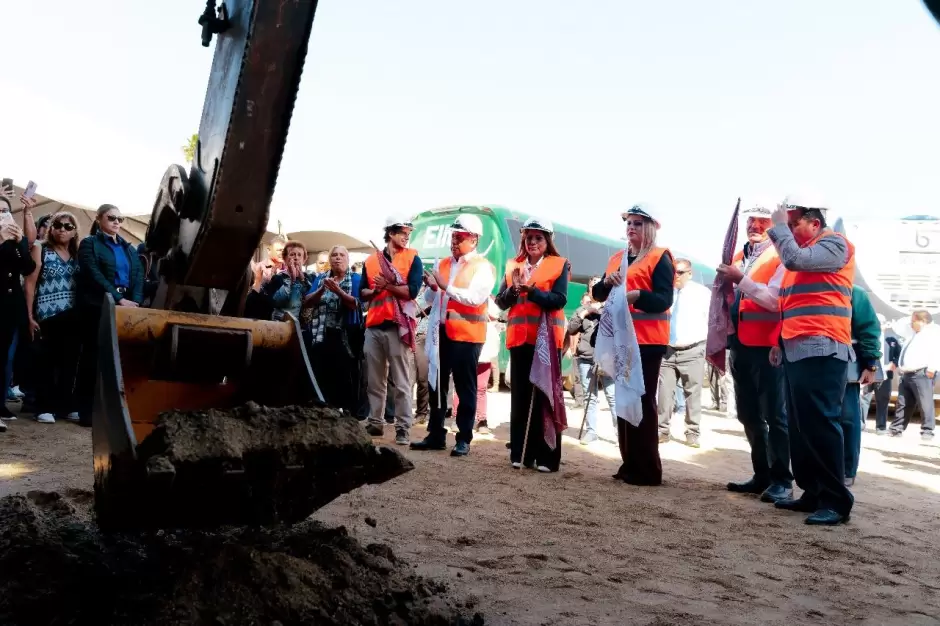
[657, 258, 711, 447]
[889, 310, 939, 440]
[411, 214, 497, 457]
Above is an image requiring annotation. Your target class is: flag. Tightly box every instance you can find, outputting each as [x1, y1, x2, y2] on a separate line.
[705, 198, 740, 373]
[426, 259, 442, 390]
[369, 242, 417, 351]
[529, 312, 567, 449]
[594, 247, 645, 426]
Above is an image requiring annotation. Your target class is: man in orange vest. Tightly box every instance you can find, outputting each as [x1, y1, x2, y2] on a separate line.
[360, 215, 424, 445]
[765, 195, 856, 526]
[716, 202, 793, 505]
[411, 214, 496, 457]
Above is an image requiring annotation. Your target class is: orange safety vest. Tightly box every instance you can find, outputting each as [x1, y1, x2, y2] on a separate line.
[778, 231, 855, 345]
[438, 255, 493, 343]
[364, 247, 419, 328]
[504, 256, 568, 349]
[732, 247, 782, 347]
[604, 247, 671, 345]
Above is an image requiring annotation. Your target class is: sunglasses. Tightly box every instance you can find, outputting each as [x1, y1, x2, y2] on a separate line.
[675, 269, 691, 276]
[106, 215, 125, 224]
[52, 221, 76, 232]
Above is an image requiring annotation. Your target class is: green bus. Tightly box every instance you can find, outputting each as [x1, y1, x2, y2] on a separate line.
[409, 205, 715, 378]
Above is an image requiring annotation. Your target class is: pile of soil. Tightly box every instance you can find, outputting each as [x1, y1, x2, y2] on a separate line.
[101, 403, 414, 529]
[0, 490, 484, 626]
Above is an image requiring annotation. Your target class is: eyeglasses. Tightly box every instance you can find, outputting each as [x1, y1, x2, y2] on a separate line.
[675, 269, 691, 276]
[52, 222, 76, 232]
[106, 215, 125, 224]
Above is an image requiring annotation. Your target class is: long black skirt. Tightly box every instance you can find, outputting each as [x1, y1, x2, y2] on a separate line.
[509, 344, 563, 471]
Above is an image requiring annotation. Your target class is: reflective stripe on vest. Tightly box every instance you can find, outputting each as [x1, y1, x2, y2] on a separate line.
[364, 248, 418, 328]
[735, 245, 782, 347]
[440, 255, 492, 343]
[504, 256, 568, 349]
[604, 247, 672, 345]
[779, 231, 855, 345]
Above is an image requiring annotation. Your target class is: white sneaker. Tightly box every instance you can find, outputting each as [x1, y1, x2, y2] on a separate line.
[536, 465, 551, 473]
[35, 413, 56, 424]
[65, 412, 80, 422]
[0, 420, 7, 432]
[511, 461, 521, 469]
[10, 386, 25, 399]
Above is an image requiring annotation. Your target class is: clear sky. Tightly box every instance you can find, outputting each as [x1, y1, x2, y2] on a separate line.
[2, 0, 939, 262]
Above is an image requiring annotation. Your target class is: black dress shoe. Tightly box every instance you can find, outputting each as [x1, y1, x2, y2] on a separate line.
[759, 484, 793, 503]
[450, 441, 470, 457]
[774, 497, 817, 513]
[805, 509, 849, 526]
[726, 478, 769, 494]
[410, 438, 446, 451]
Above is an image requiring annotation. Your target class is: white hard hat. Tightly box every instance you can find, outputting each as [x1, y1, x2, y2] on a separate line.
[621, 203, 661, 229]
[741, 199, 775, 218]
[521, 216, 554, 235]
[784, 193, 829, 214]
[450, 213, 484, 236]
[384, 214, 414, 230]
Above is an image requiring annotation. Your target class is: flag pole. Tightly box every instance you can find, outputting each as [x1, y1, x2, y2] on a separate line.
[519, 387, 536, 468]
[577, 363, 599, 440]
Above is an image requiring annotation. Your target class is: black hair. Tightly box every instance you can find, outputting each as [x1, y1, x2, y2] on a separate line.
[90, 204, 120, 236]
[384, 226, 406, 244]
[797, 208, 827, 229]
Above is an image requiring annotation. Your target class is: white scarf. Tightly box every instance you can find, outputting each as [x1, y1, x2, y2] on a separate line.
[594, 248, 645, 426]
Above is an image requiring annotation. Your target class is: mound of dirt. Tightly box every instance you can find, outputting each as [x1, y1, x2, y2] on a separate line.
[100, 403, 414, 529]
[0, 490, 484, 626]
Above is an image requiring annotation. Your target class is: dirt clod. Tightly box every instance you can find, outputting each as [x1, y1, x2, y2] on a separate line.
[100, 404, 414, 529]
[0, 490, 480, 626]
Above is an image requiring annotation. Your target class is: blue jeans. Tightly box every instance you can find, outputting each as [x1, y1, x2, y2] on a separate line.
[840, 383, 862, 479]
[5, 327, 18, 394]
[578, 358, 615, 437]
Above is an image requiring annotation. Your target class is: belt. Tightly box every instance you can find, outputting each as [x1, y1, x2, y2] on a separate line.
[670, 340, 705, 351]
[900, 367, 926, 375]
[115, 286, 127, 294]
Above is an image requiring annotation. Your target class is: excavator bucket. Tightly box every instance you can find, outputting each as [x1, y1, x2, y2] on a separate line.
[91, 295, 412, 530]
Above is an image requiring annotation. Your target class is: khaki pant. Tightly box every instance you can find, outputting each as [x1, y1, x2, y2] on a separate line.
[365, 326, 414, 432]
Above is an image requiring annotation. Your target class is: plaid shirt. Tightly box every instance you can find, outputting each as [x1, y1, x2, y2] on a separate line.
[304, 271, 355, 348]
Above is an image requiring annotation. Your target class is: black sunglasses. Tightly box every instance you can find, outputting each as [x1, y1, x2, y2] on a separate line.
[51, 221, 76, 232]
[106, 215, 125, 224]
[676, 269, 691, 276]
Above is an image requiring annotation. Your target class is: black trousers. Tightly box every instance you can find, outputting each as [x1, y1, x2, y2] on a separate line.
[615, 346, 664, 486]
[509, 344, 563, 471]
[428, 330, 482, 445]
[872, 377, 893, 431]
[308, 328, 358, 413]
[891, 370, 936, 436]
[35, 309, 82, 416]
[729, 340, 792, 488]
[75, 305, 103, 424]
[783, 355, 853, 516]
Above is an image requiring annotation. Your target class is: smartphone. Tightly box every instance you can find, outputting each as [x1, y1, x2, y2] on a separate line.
[1, 178, 12, 191]
[23, 181, 37, 199]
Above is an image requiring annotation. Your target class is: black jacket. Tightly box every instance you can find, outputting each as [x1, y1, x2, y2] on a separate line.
[567, 304, 602, 361]
[0, 238, 37, 329]
[77, 232, 144, 307]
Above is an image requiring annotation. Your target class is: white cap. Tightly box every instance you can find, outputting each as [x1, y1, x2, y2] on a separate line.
[521, 216, 554, 234]
[384, 214, 414, 230]
[742, 199, 775, 218]
[784, 193, 829, 214]
[450, 213, 484, 236]
[621, 203, 661, 229]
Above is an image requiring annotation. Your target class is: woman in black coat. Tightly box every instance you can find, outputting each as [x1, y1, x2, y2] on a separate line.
[0, 195, 37, 423]
[74, 204, 144, 426]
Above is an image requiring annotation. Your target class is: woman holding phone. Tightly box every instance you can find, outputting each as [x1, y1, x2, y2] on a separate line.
[24, 211, 81, 424]
[0, 190, 38, 424]
[74, 204, 144, 426]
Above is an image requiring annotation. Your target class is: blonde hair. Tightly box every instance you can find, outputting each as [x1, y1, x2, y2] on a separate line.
[43, 211, 80, 257]
[629, 219, 658, 262]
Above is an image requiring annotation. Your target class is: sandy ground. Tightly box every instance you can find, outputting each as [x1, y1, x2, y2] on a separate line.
[1, 393, 939, 626]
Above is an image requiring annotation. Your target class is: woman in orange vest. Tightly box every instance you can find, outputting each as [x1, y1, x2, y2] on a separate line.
[592, 205, 674, 486]
[495, 217, 570, 472]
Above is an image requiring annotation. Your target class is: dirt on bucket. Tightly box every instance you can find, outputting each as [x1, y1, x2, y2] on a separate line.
[0, 489, 484, 626]
[98, 403, 415, 529]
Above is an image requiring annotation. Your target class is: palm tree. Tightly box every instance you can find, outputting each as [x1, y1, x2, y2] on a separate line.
[182, 134, 198, 163]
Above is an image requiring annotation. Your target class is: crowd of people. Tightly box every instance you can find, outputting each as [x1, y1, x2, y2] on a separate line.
[3, 182, 937, 529]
